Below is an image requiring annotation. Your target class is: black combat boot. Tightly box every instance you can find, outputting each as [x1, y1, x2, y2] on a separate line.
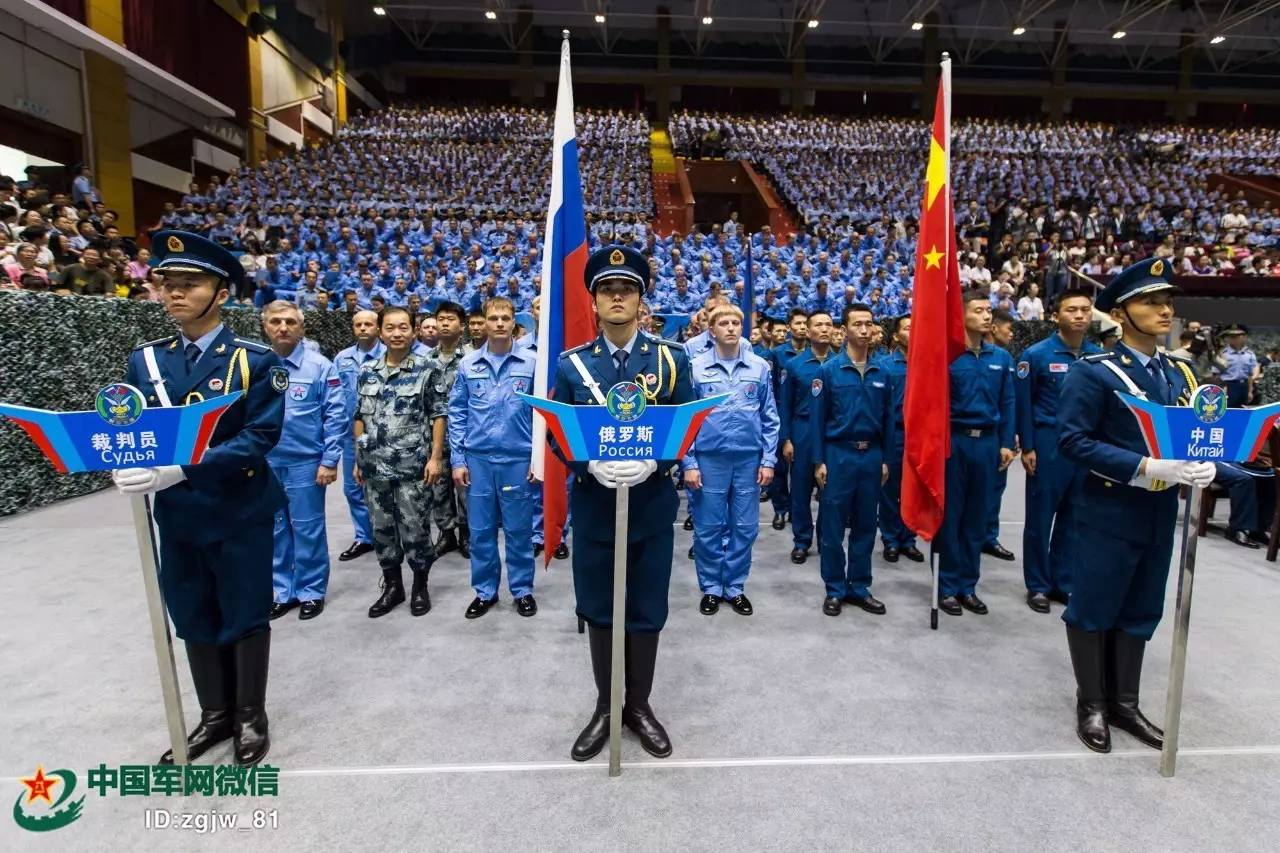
[368, 566, 406, 618]
[159, 642, 234, 764]
[571, 625, 613, 761]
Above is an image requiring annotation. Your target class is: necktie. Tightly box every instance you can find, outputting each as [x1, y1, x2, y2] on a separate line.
[1147, 358, 1167, 404]
[614, 349, 629, 384]
[185, 343, 201, 374]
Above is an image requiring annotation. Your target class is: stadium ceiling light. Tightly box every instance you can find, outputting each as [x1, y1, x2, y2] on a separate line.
[595, 14, 606, 24]
[911, 21, 924, 31]
[1210, 34, 1226, 44]
[484, 10, 497, 20]
[807, 19, 819, 29]
[1012, 26, 1026, 36]
[1112, 30, 1126, 39]
[702, 16, 714, 25]
[372, 5, 385, 15]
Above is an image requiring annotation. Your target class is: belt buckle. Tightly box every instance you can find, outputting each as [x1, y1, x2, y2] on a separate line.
[967, 429, 982, 439]
[854, 441, 869, 451]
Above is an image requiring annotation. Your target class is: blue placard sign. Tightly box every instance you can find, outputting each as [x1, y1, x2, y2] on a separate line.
[1117, 384, 1280, 463]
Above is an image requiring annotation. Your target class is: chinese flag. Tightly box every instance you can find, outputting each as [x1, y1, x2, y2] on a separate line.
[901, 60, 966, 541]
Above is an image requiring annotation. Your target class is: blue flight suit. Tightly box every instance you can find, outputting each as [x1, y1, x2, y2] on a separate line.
[811, 352, 895, 599]
[552, 333, 694, 632]
[1217, 345, 1257, 408]
[779, 347, 834, 551]
[268, 343, 346, 605]
[125, 326, 285, 645]
[684, 348, 779, 598]
[877, 350, 916, 552]
[1058, 343, 1197, 639]
[448, 343, 538, 600]
[334, 340, 384, 545]
[1015, 333, 1101, 596]
[768, 341, 802, 516]
[938, 342, 1016, 598]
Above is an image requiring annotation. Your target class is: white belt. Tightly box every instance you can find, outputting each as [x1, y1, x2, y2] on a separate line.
[142, 345, 174, 408]
[568, 352, 607, 405]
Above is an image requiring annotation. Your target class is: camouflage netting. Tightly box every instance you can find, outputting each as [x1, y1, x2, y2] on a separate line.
[0, 292, 355, 517]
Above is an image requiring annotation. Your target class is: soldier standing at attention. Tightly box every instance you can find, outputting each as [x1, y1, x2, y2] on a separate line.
[332, 310, 383, 562]
[877, 314, 924, 563]
[425, 301, 474, 559]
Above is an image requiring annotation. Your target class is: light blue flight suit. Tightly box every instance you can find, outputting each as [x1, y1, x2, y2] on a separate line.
[1015, 333, 1101, 595]
[877, 349, 917, 552]
[779, 347, 833, 551]
[448, 343, 538, 600]
[268, 343, 346, 604]
[684, 348, 779, 598]
[938, 342, 1016, 598]
[1217, 345, 1257, 408]
[334, 340, 384, 545]
[811, 351, 895, 599]
[518, 333, 572, 548]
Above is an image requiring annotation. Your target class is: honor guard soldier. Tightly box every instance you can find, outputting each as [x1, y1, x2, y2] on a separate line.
[1015, 290, 1100, 613]
[262, 302, 347, 620]
[877, 315, 923, 563]
[778, 310, 835, 562]
[552, 245, 694, 762]
[113, 230, 284, 765]
[1058, 257, 1215, 753]
[812, 304, 894, 616]
[333, 310, 384, 562]
[937, 290, 1017, 616]
[354, 306, 446, 619]
[448, 297, 540, 619]
[683, 303, 779, 616]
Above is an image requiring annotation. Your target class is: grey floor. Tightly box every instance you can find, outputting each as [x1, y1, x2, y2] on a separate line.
[2, 468, 1279, 851]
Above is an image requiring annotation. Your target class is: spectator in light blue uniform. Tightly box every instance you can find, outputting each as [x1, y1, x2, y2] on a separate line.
[261, 302, 346, 621]
[332, 310, 384, 561]
[684, 304, 779, 616]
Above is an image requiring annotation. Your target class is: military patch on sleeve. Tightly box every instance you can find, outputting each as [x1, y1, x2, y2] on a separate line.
[270, 366, 289, 393]
[1016, 361, 1030, 379]
[811, 378, 823, 397]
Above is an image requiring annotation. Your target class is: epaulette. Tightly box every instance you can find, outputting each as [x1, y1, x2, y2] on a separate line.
[134, 335, 176, 350]
[1082, 352, 1117, 363]
[233, 338, 272, 353]
[1165, 352, 1193, 365]
[561, 342, 593, 357]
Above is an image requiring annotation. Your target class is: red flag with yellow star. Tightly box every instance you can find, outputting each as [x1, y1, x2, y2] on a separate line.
[902, 59, 965, 541]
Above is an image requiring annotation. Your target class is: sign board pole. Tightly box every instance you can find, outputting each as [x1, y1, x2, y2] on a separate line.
[1160, 486, 1202, 778]
[607, 483, 630, 778]
[130, 494, 188, 765]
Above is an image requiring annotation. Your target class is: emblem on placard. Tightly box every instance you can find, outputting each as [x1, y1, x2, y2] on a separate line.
[1191, 384, 1226, 424]
[94, 384, 146, 427]
[606, 381, 646, 423]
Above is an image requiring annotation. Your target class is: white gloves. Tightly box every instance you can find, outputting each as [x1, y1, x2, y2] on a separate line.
[112, 465, 187, 495]
[1131, 458, 1216, 491]
[587, 460, 657, 489]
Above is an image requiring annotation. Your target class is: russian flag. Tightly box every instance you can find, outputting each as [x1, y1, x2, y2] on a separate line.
[532, 33, 596, 565]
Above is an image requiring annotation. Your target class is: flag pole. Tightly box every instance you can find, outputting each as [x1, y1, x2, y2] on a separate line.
[607, 483, 630, 777]
[929, 541, 939, 630]
[932, 51, 951, 632]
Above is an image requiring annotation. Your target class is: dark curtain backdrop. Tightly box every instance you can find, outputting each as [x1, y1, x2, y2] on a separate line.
[43, 0, 85, 21]
[122, 0, 249, 121]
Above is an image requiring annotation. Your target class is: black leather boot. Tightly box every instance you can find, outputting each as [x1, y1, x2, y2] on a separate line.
[1066, 625, 1110, 753]
[623, 631, 672, 758]
[160, 642, 233, 764]
[410, 569, 431, 616]
[1107, 630, 1164, 749]
[571, 625, 612, 761]
[232, 631, 271, 765]
[368, 567, 406, 618]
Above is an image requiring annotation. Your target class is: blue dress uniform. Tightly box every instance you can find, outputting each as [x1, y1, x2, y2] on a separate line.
[268, 343, 346, 612]
[684, 347, 779, 604]
[937, 341, 1016, 604]
[779, 346, 835, 558]
[876, 348, 918, 556]
[768, 339, 802, 520]
[811, 352, 895, 605]
[333, 339, 385, 552]
[448, 343, 538, 613]
[122, 231, 284, 766]
[1057, 256, 1201, 753]
[554, 246, 694, 763]
[1015, 332, 1101, 601]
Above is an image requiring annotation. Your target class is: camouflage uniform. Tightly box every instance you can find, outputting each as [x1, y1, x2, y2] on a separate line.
[355, 353, 445, 573]
[424, 342, 473, 532]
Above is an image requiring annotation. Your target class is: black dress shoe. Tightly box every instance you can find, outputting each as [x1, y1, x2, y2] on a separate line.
[727, 594, 753, 615]
[464, 595, 499, 619]
[516, 594, 538, 617]
[939, 595, 963, 616]
[623, 704, 672, 758]
[959, 593, 989, 614]
[339, 541, 374, 561]
[822, 596, 842, 616]
[1027, 591, 1051, 613]
[1227, 530, 1261, 549]
[1047, 589, 1071, 605]
[368, 569, 406, 618]
[298, 599, 324, 620]
[410, 571, 431, 616]
[843, 593, 886, 615]
[554, 542, 569, 560]
[900, 545, 925, 562]
[883, 547, 899, 562]
[790, 547, 808, 564]
[699, 594, 720, 615]
[982, 542, 1016, 561]
[434, 530, 459, 558]
[683, 516, 693, 531]
[1248, 530, 1271, 545]
[688, 546, 695, 559]
[571, 709, 610, 761]
[534, 543, 544, 557]
[268, 601, 297, 621]
[759, 492, 770, 503]
[771, 513, 787, 530]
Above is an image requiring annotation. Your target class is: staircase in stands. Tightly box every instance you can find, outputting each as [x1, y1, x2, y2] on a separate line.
[650, 127, 684, 236]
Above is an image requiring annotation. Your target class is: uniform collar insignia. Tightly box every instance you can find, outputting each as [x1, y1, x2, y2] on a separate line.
[1120, 353, 1133, 366]
[640, 341, 649, 353]
[215, 343, 226, 354]
[593, 345, 602, 355]
[168, 340, 178, 350]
